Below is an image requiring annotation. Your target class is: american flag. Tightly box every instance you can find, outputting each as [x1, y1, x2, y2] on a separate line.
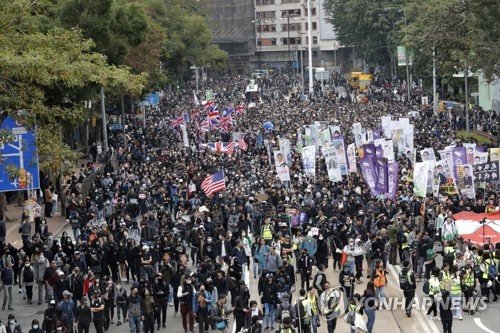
[227, 141, 235, 156]
[238, 138, 248, 151]
[201, 171, 225, 196]
[235, 103, 246, 115]
[169, 115, 184, 128]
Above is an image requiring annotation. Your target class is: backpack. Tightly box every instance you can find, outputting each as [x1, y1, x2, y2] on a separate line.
[296, 299, 307, 318]
[364, 240, 374, 260]
[426, 248, 435, 261]
[346, 307, 356, 325]
[280, 303, 292, 322]
[443, 252, 455, 266]
[422, 280, 429, 295]
[488, 259, 498, 278]
[23, 266, 34, 283]
[312, 272, 325, 292]
[399, 270, 413, 290]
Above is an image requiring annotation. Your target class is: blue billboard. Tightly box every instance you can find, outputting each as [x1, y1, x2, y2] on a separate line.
[0, 116, 40, 191]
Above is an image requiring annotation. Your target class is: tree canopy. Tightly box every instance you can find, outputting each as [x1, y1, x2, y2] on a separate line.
[0, 0, 146, 175]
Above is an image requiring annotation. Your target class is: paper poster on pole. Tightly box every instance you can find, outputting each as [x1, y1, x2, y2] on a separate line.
[413, 162, 431, 197]
[301, 146, 316, 177]
[456, 164, 475, 199]
[323, 147, 342, 182]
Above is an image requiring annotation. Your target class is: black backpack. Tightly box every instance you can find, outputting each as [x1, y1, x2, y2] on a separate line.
[296, 299, 307, 318]
[23, 266, 34, 283]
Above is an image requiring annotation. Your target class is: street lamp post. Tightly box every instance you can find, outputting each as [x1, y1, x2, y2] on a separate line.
[307, 0, 313, 97]
[252, 19, 266, 69]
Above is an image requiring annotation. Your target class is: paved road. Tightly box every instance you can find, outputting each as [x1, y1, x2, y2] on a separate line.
[2, 204, 498, 333]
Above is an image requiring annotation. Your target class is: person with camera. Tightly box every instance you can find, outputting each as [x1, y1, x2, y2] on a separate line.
[210, 294, 234, 333]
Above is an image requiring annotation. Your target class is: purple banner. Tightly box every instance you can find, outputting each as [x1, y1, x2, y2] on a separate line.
[375, 158, 388, 194]
[364, 144, 376, 158]
[372, 129, 382, 140]
[375, 145, 384, 158]
[476, 145, 485, 153]
[360, 157, 379, 196]
[451, 146, 466, 180]
[386, 161, 399, 200]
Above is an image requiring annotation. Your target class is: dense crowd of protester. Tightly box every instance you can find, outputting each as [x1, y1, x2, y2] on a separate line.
[0, 72, 498, 333]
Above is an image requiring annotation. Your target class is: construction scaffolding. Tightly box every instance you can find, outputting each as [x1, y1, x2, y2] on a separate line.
[206, 0, 255, 74]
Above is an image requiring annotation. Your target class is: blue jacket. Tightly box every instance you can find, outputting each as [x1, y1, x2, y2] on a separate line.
[300, 239, 317, 257]
[1, 267, 13, 285]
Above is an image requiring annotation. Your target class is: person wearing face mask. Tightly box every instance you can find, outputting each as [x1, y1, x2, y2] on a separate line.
[5, 314, 21, 333]
[298, 249, 313, 290]
[52, 320, 68, 333]
[248, 315, 263, 333]
[315, 232, 328, 269]
[28, 319, 43, 333]
[141, 288, 155, 333]
[339, 265, 355, 302]
[20, 259, 35, 304]
[90, 292, 105, 333]
[244, 300, 263, 329]
[177, 274, 195, 333]
[75, 297, 92, 333]
[300, 232, 317, 265]
[342, 238, 356, 274]
[240, 230, 252, 270]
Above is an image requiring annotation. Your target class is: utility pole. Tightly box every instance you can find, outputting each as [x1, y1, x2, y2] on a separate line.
[432, 48, 437, 115]
[307, 0, 313, 97]
[100, 86, 108, 155]
[465, 60, 470, 138]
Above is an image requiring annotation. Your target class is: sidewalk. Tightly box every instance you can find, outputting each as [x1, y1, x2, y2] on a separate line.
[4, 158, 102, 246]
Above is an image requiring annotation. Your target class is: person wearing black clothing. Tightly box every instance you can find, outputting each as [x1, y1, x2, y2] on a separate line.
[90, 292, 105, 333]
[233, 285, 250, 333]
[259, 274, 279, 331]
[213, 270, 229, 296]
[177, 274, 196, 333]
[439, 290, 453, 333]
[339, 265, 355, 302]
[400, 260, 416, 317]
[153, 274, 169, 329]
[370, 232, 384, 277]
[298, 249, 313, 290]
[171, 265, 184, 317]
[75, 297, 92, 333]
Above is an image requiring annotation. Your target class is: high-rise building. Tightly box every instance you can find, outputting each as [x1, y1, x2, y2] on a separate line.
[206, 0, 256, 74]
[254, 0, 350, 74]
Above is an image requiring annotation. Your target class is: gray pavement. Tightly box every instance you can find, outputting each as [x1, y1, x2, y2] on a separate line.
[1, 200, 498, 333]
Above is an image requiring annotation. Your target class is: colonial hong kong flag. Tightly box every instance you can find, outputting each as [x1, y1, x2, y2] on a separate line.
[169, 115, 184, 129]
[199, 118, 209, 132]
[202, 99, 214, 110]
[235, 103, 246, 115]
[201, 171, 226, 196]
[238, 138, 248, 151]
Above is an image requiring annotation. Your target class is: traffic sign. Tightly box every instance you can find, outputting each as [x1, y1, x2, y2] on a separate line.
[143, 93, 159, 106]
[109, 123, 123, 130]
[0, 116, 40, 191]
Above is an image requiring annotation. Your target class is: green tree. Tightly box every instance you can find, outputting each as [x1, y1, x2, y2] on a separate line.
[405, 0, 500, 82]
[58, 0, 150, 65]
[0, 0, 146, 175]
[324, 0, 407, 67]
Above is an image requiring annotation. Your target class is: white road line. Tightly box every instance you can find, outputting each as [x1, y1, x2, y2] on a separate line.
[387, 264, 441, 333]
[474, 318, 496, 333]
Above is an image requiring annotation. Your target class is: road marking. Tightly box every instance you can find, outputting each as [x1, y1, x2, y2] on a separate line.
[387, 264, 441, 333]
[474, 318, 496, 333]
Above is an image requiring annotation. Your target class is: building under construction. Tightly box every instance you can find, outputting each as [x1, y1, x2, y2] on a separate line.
[206, 0, 256, 75]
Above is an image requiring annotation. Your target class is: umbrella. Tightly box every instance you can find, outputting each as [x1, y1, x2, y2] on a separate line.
[263, 121, 274, 130]
[454, 211, 500, 246]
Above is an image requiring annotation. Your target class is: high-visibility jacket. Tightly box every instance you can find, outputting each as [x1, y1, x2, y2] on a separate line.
[373, 268, 387, 287]
[262, 224, 273, 240]
[402, 232, 409, 249]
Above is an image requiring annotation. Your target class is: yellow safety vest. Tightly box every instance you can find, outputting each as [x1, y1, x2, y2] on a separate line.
[450, 277, 461, 295]
[307, 294, 317, 315]
[402, 232, 409, 249]
[463, 270, 475, 287]
[322, 291, 340, 315]
[440, 271, 451, 290]
[262, 225, 273, 240]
